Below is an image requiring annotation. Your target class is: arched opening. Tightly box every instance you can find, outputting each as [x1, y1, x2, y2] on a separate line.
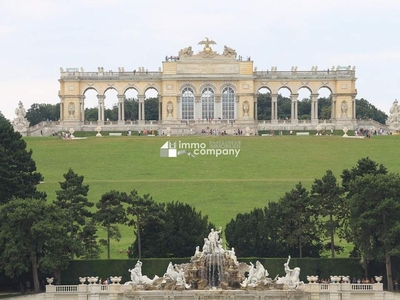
[221, 87, 235, 120]
[181, 87, 195, 120]
[257, 87, 271, 120]
[83, 88, 98, 122]
[277, 87, 291, 120]
[124, 88, 139, 122]
[144, 88, 159, 121]
[201, 87, 215, 120]
[104, 88, 118, 122]
[298, 88, 312, 120]
[318, 87, 332, 120]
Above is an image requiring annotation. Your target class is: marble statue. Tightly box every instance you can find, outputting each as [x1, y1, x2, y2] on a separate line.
[167, 102, 173, 118]
[179, 46, 193, 56]
[276, 256, 303, 289]
[164, 262, 179, 281]
[223, 45, 237, 57]
[243, 102, 249, 117]
[387, 99, 400, 125]
[241, 260, 269, 288]
[127, 260, 159, 285]
[12, 101, 30, 135]
[207, 227, 222, 253]
[341, 101, 348, 117]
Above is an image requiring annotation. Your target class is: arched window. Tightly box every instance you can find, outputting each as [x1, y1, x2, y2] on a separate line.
[222, 87, 235, 119]
[201, 87, 214, 119]
[181, 87, 194, 119]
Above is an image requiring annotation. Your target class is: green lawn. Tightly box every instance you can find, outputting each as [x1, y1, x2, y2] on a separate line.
[25, 134, 400, 259]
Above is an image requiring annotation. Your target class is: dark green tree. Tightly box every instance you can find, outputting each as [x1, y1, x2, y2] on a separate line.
[0, 115, 45, 204]
[84, 107, 98, 121]
[356, 98, 388, 124]
[144, 97, 159, 120]
[124, 98, 139, 121]
[257, 93, 271, 120]
[78, 220, 102, 259]
[311, 170, 345, 258]
[126, 190, 165, 259]
[298, 98, 311, 119]
[0, 198, 76, 292]
[93, 190, 127, 259]
[26, 103, 60, 126]
[348, 173, 400, 291]
[277, 95, 291, 119]
[162, 201, 214, 257]
[54, 168, 96, 259]
[279, 182, 321, 258]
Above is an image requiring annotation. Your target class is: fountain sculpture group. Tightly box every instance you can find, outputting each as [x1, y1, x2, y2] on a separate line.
[124, 228, 303, 291]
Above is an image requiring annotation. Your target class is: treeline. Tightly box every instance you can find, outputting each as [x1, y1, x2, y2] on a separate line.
[1, 112, 399, 291]
[23, 97, 387, 126]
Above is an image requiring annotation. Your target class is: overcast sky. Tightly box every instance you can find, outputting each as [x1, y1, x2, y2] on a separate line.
[1, 0, 399, 121]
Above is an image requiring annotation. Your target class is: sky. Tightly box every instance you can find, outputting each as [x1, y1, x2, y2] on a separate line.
[1, 0, 399, 121]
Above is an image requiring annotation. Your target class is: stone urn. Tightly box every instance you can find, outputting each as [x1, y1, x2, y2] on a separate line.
[79, 277, 87, 285]
[46, 277, 54, 285]
[115, 276, 122, 284]
[375, 276, 383, 283]
[307, 275, 318, 283]
[330, 276, 341, 283]
[341, 276, 350, 283]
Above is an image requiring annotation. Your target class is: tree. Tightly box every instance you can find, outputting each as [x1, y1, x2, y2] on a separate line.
[0, 114, 45, 204]
[144, 97, 159, 120]
[26, 103, 60, 126]
[54, 168, 96, 259]
[279, 183, 321, 258]
[78, 220, 101, 259]
[124, 98, 139, 121]
[84, 107, 98, 121]
[277, 95, 291, 119]
[126, 190, 165, 259]
[257, 93, 271, 120]
[93, 190, 127, 259]
[348, 173, 400, 291]
[311, 170, 345, 258]
[0, 198, 76, 292]
[162, 201, 214, 257]
[356, 98, 388, 124]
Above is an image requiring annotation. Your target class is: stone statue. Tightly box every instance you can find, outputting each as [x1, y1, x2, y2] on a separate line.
[241, 260, 269, 288]
[207, 227, 222, 253]
[341, 101, 348, 117]
[15, 101, 27, 123]
[276, 256, 303, 289]
[198, 37, 217, 58]
[127, 260, 159, 285]
[68, 103, 75, 118]
[243, 102, 249, 117]
[202, 237, 211, 253]
[164, 262, 179, 281]
[167, 102, 173, 117]
[179, 46, 193, 56]
[387, 99, 400, 125]
[223, 45, 237, 57]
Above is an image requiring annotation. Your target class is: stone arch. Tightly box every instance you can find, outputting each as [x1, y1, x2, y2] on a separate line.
[179, 82, 196, 94]
[220, 82, 237, 93]
[199, 82, 216, 93]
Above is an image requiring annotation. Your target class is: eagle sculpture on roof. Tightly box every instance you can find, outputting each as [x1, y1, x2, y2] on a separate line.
[198, 37, 216, 53]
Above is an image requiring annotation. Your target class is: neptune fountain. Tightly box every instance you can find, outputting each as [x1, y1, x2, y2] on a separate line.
[124, 228, 304, 294]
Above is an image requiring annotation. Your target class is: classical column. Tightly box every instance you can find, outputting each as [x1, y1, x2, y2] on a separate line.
[138, 95, 145, 121]
[352, 94, 356, 119]
[290, 94, 299, 121]
[59, 96, 64, 121]
[254, 101, 258, 120]
[215, 95, 221, 120]
[79, 95, 85, 122]
[195, 95, 202, 120]
[310, 93, 319, 123]
[158, 96, 162, 121]
[117, 94, 126, 121]
[271, 94, 278, 122]
[330, 94, 337, 120]
[97, 95, 105, 123]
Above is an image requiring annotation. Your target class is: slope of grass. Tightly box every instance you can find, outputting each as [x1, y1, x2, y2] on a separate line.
[25, 134, 400, 258]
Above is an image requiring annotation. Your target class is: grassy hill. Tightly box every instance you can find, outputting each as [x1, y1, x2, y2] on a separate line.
[25, 134, 400, 259]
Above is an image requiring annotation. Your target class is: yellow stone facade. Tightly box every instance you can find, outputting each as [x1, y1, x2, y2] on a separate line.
[58, 39, 357, 128]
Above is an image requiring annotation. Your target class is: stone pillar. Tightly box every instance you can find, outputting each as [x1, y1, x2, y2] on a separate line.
[271, 94, 278, 124]
[352, 94, 356, 119]
[138, 95, 145, 121]
[254, 101, 258, 120]
[215, 95, 221, 120]
[158, 97, 162, 121]
[59, 96, 64, 121]
[80, 95, 85, 122]
[195, 95, 202, 120]
[117, 94, 126, 122]
[331, 94, 337, 120]
[310, 93, 319, 124]
[290, 94, 299, 121]
[97, 95, 105, 124]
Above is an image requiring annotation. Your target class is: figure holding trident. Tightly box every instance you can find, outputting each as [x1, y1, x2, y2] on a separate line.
[208, 227, 222, 253]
